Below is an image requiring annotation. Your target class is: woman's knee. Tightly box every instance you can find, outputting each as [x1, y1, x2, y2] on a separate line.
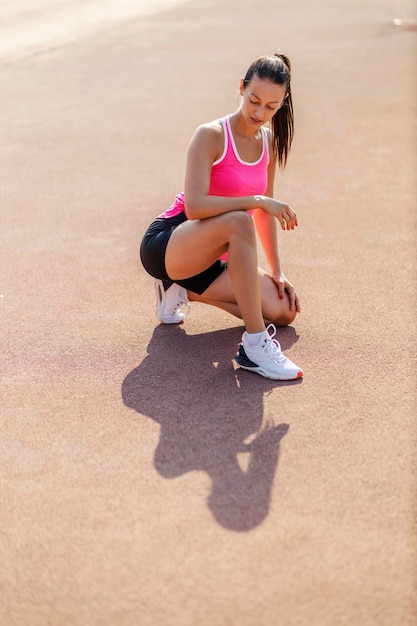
[225, 210, 256, 241]
[262, 276, 297, 326]
[272, 308, 297, 327]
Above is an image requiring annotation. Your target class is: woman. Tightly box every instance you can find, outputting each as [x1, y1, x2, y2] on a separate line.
[140, 52, 303, 381]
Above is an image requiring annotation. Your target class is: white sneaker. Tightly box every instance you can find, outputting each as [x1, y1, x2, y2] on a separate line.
[155, 279, 190, 324]
[235, 324, 303, 380]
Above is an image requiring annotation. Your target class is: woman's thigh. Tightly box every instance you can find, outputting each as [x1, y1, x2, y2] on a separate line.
[140, 214, 226, 294]
[165, 211, 252, 280]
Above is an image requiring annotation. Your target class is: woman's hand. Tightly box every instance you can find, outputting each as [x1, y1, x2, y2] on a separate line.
[259, 196, 298, 230]
[271, 272, 301, 312]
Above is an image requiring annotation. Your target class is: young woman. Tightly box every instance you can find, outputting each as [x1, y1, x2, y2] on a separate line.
[140, 52, 303, 381]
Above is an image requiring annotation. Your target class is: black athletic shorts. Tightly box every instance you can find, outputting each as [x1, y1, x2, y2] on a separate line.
[140, 212, 227, 296]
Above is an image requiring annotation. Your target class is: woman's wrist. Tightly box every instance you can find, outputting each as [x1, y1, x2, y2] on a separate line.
[254, 195, 266, 209]
[270, 260, 282, 275]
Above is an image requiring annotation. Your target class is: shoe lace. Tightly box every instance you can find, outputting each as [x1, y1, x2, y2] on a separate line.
[262, 324, 285, 363]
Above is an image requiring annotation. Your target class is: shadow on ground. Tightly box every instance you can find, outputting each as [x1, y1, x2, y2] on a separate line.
[122, 324, 301, 531]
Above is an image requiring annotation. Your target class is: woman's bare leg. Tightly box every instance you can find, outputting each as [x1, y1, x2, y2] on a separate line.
[188, 267, 297, 327]
[165, 212, 265, 333]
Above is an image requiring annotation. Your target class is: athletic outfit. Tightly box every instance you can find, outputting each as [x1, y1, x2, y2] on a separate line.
[139, 115, 303, 380]
[140, 115, 269, 295]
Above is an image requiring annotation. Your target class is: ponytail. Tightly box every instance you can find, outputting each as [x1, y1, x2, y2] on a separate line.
[243, 52, 294, 169]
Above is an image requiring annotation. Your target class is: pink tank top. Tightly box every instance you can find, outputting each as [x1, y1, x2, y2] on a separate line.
[158, 115, 269, 219]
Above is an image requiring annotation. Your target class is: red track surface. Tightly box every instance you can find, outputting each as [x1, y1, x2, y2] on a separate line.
[2, 1, 416, 624]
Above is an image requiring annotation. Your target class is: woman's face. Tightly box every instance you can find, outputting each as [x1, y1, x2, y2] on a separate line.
[240, 75, 287, 128]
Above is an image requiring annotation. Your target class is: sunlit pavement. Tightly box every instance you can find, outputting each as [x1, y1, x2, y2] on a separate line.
[1, 1, 416, 625]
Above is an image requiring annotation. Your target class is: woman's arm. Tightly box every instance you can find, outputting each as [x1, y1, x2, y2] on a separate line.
[253, 137, 301, 312]
[183, 123, 298, 227]
[253, 147, 281, 274]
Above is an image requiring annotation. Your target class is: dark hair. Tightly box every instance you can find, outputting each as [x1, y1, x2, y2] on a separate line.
[243, 53, 293, 169]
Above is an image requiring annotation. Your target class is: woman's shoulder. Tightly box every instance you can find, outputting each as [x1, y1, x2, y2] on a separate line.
[188, 118, 225, 156]
[263, 125, 273, 143]
[193, 118, 225, 139]
[263, 125, 276, 163]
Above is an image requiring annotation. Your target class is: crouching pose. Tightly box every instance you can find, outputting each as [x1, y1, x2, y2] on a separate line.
[140, 52, 303, 380]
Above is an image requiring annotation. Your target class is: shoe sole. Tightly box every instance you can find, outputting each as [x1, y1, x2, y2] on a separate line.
[154, 280, 166, 322]
[235, 345, 303, 381]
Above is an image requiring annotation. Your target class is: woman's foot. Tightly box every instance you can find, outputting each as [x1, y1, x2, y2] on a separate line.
[155, 280, 190, 324]
[236, 324, 303, 380]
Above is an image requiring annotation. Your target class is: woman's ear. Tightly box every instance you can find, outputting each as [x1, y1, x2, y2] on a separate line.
[239, 78, 245, 96]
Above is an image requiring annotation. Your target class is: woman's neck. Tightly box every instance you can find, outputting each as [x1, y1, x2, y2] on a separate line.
[229, 110, 260, 140]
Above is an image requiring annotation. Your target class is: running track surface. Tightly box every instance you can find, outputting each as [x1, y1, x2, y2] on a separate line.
[2, 1, 416, 625]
